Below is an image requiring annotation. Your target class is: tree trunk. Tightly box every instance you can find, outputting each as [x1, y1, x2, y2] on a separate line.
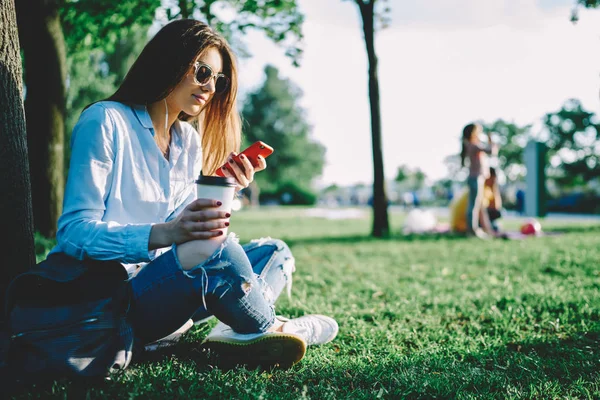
[0, 0, 35, 321]
[357, 0, 389, 237]
[248, 181, 260, 208]
[16, 0, 66, 238]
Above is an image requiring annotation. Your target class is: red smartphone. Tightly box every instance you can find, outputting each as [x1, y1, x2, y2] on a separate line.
[216, 141, 274, 177]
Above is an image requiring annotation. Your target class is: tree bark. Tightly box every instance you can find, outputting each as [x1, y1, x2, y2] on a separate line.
[16, 0, 66, 238]
[357, 0, 389, 237]
[0, 0, 35, 320]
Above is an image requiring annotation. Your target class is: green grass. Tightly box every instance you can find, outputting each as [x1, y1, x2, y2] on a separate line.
[10, 207, 600, 399]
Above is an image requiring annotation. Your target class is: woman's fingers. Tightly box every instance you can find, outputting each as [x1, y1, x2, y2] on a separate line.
[188, 198, 223, 211]
[255, 156, 267, 172]
[218, 151, 267, 190]
[238, 154, 255, 180]
[186, 209, 230, 222]
[226, 155, 251, 188]
[189, 219, 229, 232]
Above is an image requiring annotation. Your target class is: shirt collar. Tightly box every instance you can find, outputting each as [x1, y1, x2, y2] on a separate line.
[131, 104, 184, 160]
[132, 104, 154, 129]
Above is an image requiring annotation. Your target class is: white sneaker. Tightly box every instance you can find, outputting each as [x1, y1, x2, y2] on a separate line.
[193, 315, 215, 326]
[201, 321, 306, 369]
[279, 315, 339, 346]
[144, 319, 194, 352]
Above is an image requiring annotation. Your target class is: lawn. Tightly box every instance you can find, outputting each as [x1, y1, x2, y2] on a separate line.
[8, 207, 600, 399]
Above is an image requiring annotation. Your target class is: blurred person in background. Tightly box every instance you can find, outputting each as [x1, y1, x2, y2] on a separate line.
[459, 123, 498, 238]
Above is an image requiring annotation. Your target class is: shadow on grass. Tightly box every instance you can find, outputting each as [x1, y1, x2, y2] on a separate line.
[5, 327, 599, 399]
[1, 338, 216, 398]
[459, 330, 600, 394]
[2, 322, 298, 398]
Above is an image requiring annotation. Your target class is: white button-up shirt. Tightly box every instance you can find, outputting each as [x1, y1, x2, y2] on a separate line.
[49, 101, 203, 275]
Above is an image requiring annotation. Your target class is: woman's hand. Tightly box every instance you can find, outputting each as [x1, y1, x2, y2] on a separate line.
[149, 198, 230, 250]
[219, 152, 267, 191]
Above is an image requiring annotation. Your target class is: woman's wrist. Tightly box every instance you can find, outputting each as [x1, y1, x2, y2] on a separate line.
[149, 222, 172, 251]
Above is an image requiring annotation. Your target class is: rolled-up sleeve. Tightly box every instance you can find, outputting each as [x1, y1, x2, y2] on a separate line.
[56, 104, 153, 263]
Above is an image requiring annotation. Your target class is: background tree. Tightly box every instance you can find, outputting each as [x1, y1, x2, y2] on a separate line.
[394, 165, 410, 185]
[0, 0, 35, 320]
[393, 164, 411, 203]
[170, 0, 304, 66]
[482, 119, 531, 182]
[412, 168, 426, 191]
[570, 0, 600, 23]
[346, 0, 391, 237]
[60, 1, 159, 156]
[395, 165, 427, 191]
[242, 65, 325, 203]
[543, 99, 600, 188]
[16, 0, 67, 238]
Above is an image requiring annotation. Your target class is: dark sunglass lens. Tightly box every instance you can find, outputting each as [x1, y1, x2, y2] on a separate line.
[215, 76, 230, 93]
[196, 65, 212, 85]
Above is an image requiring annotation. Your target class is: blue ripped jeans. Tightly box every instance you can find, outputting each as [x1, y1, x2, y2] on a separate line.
[128, 236, 295, 344]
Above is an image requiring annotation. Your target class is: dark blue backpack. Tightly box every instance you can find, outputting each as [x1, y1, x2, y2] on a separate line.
[4, 253, 134, 382]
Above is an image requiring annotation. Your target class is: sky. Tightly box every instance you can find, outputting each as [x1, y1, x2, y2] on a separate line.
[235, 0, 600, 188]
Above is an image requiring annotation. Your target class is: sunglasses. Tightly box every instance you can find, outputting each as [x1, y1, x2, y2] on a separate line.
[193, 62, 230, 94]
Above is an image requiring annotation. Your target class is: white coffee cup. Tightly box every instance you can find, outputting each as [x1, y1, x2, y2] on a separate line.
[195, 175, 237, 235]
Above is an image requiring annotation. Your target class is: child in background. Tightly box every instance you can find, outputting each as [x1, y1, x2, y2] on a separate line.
[450, 167, 502, 236]
[482, 168, 503, 232]
[460, 123, 498, 238]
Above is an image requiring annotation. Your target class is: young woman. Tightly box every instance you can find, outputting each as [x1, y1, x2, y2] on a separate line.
[460, 123, 498, 238]
[45, 19, 338, 369]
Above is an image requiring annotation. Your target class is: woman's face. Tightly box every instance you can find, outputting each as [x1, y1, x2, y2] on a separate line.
[167, 47, 224, 116]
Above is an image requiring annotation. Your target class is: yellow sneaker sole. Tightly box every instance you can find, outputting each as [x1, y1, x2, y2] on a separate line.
[201, 333, 306, 370]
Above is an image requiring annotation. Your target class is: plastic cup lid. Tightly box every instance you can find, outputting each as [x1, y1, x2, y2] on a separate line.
[195, 175, 237, 187]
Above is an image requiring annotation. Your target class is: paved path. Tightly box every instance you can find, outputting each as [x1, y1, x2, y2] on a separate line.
[392, 206, 600, 222]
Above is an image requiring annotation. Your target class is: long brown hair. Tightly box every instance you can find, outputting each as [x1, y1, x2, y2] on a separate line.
[105, 19, 241, 174]
[460, 123, 478, 167]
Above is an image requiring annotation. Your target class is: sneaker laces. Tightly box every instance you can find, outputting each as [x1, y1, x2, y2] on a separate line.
[279, 316, 324, 346]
